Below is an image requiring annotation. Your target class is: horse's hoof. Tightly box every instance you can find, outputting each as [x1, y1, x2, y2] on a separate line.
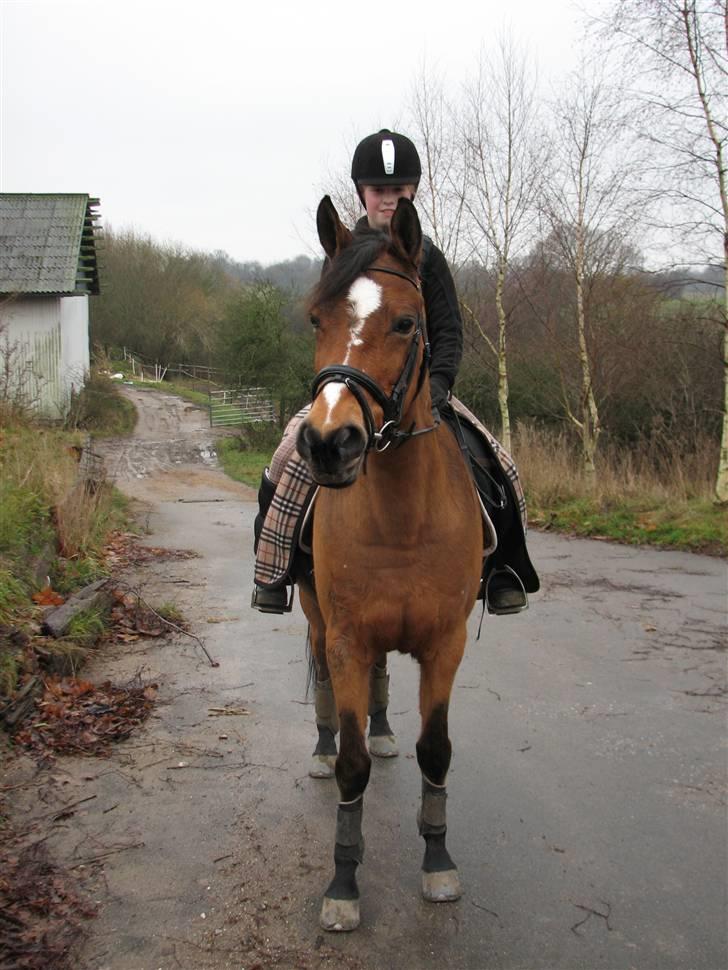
[368, 734, 399, 758]
[309, 754, 336, 779]
[320, 896, 360, 931]
[422, 869, 462, 902]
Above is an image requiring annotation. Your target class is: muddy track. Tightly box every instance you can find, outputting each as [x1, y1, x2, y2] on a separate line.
[94, 386, 220, 482]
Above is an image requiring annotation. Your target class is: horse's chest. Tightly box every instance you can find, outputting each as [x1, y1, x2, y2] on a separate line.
[315, 545, 475, 644]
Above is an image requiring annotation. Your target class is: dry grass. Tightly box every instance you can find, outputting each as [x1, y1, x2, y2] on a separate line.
[1, 424, 119, 559]
[0, 422, 127, 603]
[514, 422, 716, 506]
[513, 423, 725, 554]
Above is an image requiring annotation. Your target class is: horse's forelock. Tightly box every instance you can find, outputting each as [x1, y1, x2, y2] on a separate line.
[310, 230, 390, 309]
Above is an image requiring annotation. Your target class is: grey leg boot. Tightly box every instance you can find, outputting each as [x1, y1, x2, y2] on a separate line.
[368, 661, 398, 758]
[310, 677, 339, 778]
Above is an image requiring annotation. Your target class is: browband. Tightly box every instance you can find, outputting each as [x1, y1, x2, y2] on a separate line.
[367, 265, 421, 291]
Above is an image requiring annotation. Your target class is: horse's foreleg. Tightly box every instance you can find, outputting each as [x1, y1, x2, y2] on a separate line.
[416, 632, 466, 903]
[320, 645, 371, 932]
[367, 654, 398, 758]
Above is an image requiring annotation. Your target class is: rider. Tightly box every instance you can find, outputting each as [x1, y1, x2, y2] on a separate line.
[251, 129, 538, 616]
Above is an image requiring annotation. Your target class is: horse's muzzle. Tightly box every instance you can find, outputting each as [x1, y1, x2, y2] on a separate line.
[297, 421, 367, 487]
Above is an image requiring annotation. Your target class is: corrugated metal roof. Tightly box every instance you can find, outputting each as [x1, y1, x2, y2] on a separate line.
[0, 194, 101, 295]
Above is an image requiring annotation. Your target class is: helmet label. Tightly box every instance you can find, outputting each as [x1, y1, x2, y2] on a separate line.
[381, 139, 395, 175]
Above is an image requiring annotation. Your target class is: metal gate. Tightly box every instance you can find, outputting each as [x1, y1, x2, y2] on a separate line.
[209, 387, 276, 427]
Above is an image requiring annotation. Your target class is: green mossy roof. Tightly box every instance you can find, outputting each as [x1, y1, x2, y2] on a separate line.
[0, 193, 100, 295]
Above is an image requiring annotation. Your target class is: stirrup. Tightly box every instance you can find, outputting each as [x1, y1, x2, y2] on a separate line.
[484, 565, 528, 616]
[251, 584, 294, 614]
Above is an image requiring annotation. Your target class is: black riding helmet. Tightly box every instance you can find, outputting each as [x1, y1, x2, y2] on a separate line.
[351, 129, 422, 203]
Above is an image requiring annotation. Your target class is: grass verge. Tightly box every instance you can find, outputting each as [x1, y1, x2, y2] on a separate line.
[0, 416, 130, 702]
[215, 423, 280, 488]
[516, 423, 727, 556]
[528, 497, 727, 555]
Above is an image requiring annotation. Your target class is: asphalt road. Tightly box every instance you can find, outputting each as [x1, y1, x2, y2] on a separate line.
[15, 388, 725, 970]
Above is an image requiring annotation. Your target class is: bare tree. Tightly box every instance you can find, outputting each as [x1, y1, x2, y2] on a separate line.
[461, 33, 546, 452]
[595, 0, 728, 501]
[407, 64, 470, 267]
[319, 163, 362, 230]
[542, 62, 641, 481]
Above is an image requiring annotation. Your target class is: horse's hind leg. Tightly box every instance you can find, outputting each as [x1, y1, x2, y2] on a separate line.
[300, 584, 338, 779]
[416, 632, 466, 902]
[311, 674, 338, 778]
[367, 654, 398, 758]
[320, 646, 372, 932]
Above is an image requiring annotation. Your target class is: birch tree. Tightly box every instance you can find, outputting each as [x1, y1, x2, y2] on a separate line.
[542, 63, 641, 480]
[596, 0, 728, 501]
[462, 34, 545, 452]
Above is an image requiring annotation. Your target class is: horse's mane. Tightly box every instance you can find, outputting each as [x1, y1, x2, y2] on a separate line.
[310, 227, 389, 307]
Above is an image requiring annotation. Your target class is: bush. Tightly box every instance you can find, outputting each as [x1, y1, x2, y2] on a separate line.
[66, 371, 137, 436]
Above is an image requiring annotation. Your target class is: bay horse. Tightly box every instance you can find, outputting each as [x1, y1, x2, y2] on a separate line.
[296, 196, 483, 932]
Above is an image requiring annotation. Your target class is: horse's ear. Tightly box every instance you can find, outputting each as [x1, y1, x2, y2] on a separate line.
[390, 198, 423, 268]
[316, 195, 353, 260]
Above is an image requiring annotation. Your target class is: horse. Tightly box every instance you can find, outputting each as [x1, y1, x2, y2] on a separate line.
[295, 195, 483, 932]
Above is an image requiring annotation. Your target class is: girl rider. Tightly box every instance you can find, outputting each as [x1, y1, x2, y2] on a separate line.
[251, 128, 538, 620]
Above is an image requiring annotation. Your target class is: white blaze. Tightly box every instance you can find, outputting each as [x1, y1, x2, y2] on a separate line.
[319, 275, 382, 419]
[322, 381, 345, 421]
[346, 276, 382, 349]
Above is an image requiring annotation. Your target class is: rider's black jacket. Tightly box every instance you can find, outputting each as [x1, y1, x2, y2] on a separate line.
[352, 217, 463, 407]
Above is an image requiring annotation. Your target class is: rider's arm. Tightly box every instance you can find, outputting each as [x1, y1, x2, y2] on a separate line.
[421, 244, 463, 407]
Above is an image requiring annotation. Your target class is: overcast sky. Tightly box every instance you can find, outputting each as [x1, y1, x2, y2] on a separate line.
[1, 0, 587, 265]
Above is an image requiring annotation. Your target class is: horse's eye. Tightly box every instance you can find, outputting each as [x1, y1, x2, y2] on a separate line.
[393, 316, 415, 334]
[309, 315, 320, 330]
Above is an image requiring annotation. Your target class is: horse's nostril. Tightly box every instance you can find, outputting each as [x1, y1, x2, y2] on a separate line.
[296, 422, 321, 461]
[333, 426, 354, 448]
[332, 424, 366, 460]
[297, 421, 365, 481]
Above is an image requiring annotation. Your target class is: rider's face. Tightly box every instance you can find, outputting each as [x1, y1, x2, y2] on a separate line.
[361, 184, 417, 231]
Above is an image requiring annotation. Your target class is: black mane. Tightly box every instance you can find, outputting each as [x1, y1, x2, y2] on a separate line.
[310, 227, 390, 307]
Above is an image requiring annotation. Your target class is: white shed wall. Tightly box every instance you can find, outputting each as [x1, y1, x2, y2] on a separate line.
[0, 293, 90, 418]
[60, 295, 90, 396]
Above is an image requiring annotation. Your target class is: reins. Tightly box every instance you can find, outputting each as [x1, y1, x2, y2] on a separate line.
[310, 264, 437, 453]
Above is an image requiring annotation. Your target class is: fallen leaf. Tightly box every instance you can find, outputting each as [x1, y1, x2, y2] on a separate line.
[32, 586, 65, 606]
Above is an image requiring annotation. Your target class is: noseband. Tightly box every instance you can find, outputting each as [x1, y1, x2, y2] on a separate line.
[310, 265, 434, 452]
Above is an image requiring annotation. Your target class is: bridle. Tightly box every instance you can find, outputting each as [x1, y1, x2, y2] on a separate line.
[310, 265, 436, 452]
